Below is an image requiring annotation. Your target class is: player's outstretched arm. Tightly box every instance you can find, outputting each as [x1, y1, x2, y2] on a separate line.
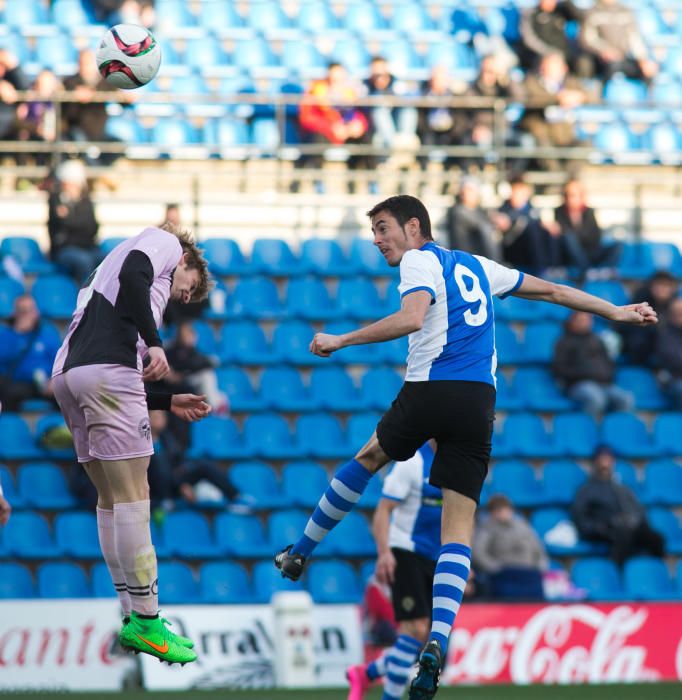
[372, 498, 399, 585]
[310, 290, 432, 357]
[513, 274, 658, 326]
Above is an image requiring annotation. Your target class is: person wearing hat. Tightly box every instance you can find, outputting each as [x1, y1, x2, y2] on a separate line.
[572, 446, 664, 565]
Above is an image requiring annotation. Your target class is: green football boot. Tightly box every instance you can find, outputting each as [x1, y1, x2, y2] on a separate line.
[122, 615, 194, 649]
[118, 611, 197, 665]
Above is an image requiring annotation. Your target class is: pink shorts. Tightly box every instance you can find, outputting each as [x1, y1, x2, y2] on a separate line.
[52, 364, 153, 463]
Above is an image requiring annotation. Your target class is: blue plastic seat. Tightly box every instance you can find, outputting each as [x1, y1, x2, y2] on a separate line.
[164, 511, 222, 559]
[594, 122, 636, 156]
[349, 238, 392, 277]
[251, 239, 303, 276]
[618, 241, 682, 279]
[642, 460, 682, 506]
[91, 562, 116, 598]
[0, 277, 24, 318]
[34, 412, 75, 460]
[572, 558, 626, 601]
[391, 2, 435, 32]
[324, 320, 385, 365]
[357, 473, 383, 510]
[35, 34, 77, 73]
[664, 46, 682, 78]
[505, 413, 561, 459]
[300, 239, 356, 277]
[217, 321, 277, 365]
[245, 413, 303, 459]
[553, 413, 599, 458]
[282, 461, 329, 509]
[38, 562, 90, 598]
[267, 509, 309, 551]
[601, 412, 661, 459]
[308, 561, 362, 603]
[347, 412, 381, 450]
[331, 38, 371, 73]
[490, 461, 544, 508]
[272, 320, 326, 366]
[360, 367, 403, 411]
[198, 0, 243, 29]
[654, 413, 682, 457]
[542, 460, 587, 507]
[211, 118, 250, 151]
[426, 42, 474, 72]
[0, 465, 26, 510]
[381, 42, 422, 74]
[382, 334, 408, 365]
[153, 119, 197, 148]
[55, 512, 101, 559]
[154, 0, 196, 28]
[0, 414, 44, 460]
[344, 1, 386, 32]
[0, 237, 54, 275]
[281, 41, 326, 74]
[495, 322, 524, 365]
[215, 512, 270, 558]
[252, 559, 305, 603]
[261, 366, 316, 412]
[5, 0, 49, 26]
[247, 0, 290, 30]
[297, 413, 349, 459]
[216, 367, 264, 412]
[331, 511, 376, 557]
[531, 507, 602, 557]
[32, 275, 78, 320]
[0, 563, 35, 598]
[297, 1, 338, 31]
[513, 367, 573, 412]
[623, 556, 676, 600]
[495, 371, 525, 411]
[99, 237, 126, 257]
[336, 278, 387, 321]
[184, 36, 227, 70]
[157, 562, 200, 603]
[582, 280, 629, 307]
[233, 38, 277, 70]
[311, 367, 365, 412]
[647, 123, 681, 161]
[287, 277, 342, 321]
[614, 460, 641, 495]
[229, 462, 286, 509]
[647, 507, 682, 555]
[4, 511, 62, 559]
[251, 118, 280, 150]
[604, 78, 648, 106]
[521, 323, 562, 364]
[201, 561, 252, 603]
[615, 366, 667, 410]
[107, 115, 146, 143]
[493, 295, 543, 323]
[52, 0, 93, 27]
[201, 238, 250, 276]
[188, 416, 252, 460]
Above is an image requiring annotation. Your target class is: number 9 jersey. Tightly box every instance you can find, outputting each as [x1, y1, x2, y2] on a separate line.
[397, 243, 524, 384]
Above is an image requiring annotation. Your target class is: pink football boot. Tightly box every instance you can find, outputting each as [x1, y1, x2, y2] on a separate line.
[346, 664, 371, 700]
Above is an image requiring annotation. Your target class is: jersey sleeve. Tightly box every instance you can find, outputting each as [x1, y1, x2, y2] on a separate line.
[132, 228, 183, 279]
[382, 455, 419, 502]
[398, 249, 439, 302]
[474, 255, 524, 299]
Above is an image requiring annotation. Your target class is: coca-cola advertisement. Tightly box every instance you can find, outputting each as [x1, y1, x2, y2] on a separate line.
[444, 602, 682, 685]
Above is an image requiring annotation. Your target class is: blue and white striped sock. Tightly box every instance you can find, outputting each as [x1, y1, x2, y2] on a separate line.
[429, 542, 471, 652]
[383, 634, 422, 699]
[291, 459, 372, 558]
[366, 652, 387, 681]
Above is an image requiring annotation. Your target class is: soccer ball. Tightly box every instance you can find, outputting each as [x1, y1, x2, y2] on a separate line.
[96, 24, 161, 89]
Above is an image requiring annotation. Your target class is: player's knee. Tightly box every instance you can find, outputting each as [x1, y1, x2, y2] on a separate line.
[354, 437, 390, 473]
[400, 617, 430, 643]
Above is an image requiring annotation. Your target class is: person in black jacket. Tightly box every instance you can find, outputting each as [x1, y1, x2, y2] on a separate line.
[572, 445, 664, 564]
[0, 49, 30, 142]
[553, 311, 634, 416]
[47, 159, 101, 283]
[655, 297, 682, 410]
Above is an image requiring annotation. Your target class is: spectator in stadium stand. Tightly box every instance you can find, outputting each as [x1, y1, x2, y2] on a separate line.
[580, 0, 658, 83]
[623, 271, 679, 366]
[364, 55, 418, 154]
[518, 52, 589, 171]
[416, 64, 461, 159]
[0, 294, 61, 411]
[552, 310, 634, 417]
[492, 175, 560, 274]
[0, 49, 30, 142]
[519, 0, 588, 75]
[161, 202, 182, 229]
[654, 297, 682, 410]
[473, 494, 549, 600]
[554, 178, 621, 276]
[299, 62, 372, 172]
[47, 158, 101, 284]
[572, 445, 665, 565]
[445, 176, 501, 262]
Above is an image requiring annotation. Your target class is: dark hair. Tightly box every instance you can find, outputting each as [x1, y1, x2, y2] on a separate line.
[366, 195, 432, 240]
[370, 55, 387, 64]
[327, 61, 343, 72]
[487, 494, 513, 512]
[509, 173, 528, 187]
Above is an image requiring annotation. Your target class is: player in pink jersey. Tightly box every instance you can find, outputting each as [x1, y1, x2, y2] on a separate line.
[51, 224, 211, 665]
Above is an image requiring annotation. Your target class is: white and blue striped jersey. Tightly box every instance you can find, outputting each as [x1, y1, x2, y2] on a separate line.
[398, 243, 524, 384]
[382, 444, 442, 561]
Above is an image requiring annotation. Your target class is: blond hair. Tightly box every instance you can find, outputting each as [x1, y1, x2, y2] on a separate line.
[161, 222, 211, 302]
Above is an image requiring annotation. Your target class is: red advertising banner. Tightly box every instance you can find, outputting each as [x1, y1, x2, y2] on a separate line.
[443, 602, 682, 685]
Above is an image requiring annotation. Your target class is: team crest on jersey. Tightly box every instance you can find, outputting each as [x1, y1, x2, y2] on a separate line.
[138, 418, 151, 440]
[401, 596, 415, 612]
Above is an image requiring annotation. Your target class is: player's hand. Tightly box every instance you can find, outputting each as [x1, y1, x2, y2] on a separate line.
[375, 550, 397, 585]
[0, 494, 11, 526]
[310, 333, 343, 357]
[170, 393, 212, 422]
[613, 302, 658, 326]
[143, 346, 170, 381]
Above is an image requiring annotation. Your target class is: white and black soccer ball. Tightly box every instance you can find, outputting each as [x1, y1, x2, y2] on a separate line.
[96, 24, 161, 89]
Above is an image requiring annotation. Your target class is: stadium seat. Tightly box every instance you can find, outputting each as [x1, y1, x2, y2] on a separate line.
[286, 277, 343, 321]
[251, 239, 303, 276]
[52, 0, 94, 27]
[247, 0, 291, 30]
[215, 512, 270, 558]
[229, 462, 286, 509]
[0, 277, 24, 318]
[245, 413, 303, 459]
[654, 410, 682, 454]
[336, 278, 387, 321]
[91, 562, 116, 598]
[572, 558, 626, 601]
[201, 562, 253, 604]
[521, 323, 562, 364]
[623, 556, 676, 601]
[296, 1, 338, 31]
[201, 238, 250, 276]
[188, 416, 252, 460]
[38, 562, 91, 599]
[504, 413, 561, 459]
[233, 36, 278, 72]
[552, 413, 599, 459]
[382, 334, 408, 365]
[154, 0, 196, 29]
[297, 413, 350, 459]
[153, 118, 199, 149]
[35, 34, 77, 74]
[358, 473, 383, 510]
[311, 367, 366, 412]
[360, 367, 403, 411]
[604, 78, 648, 106]
[54, 512, 101, 559]
[601, 412, 661, 459]
[32, 275, 78, 320]
[349, 238, 394, 277]
[618, 241, 682, 279]
[531, 508, 602, 557]
[647, 508, 682, 555]
[0, 563, 35, 598]
[344, 1, 387, 32]
[513, 367, 573, 412]
[281, 41, 326, 75]
[542, 460, 587, 507]
[184, 36, 228, 71]
[163, 511, 222, 559]
[157, 562, 200, 604]
[206, 280, 231, 320]
[261, 366, 316, 412]
[198, 0, 243, 30]
[615, 367, 668, 410]
[495, 371, 525, 411]
[493, 294, 543, 323]
[0, 414, 45, 460]
[391, 2, 435, 33]
[331, 38, 371, 72]
[4, 511, 62, 559]
[300, 239, 356, 277]
[251, 117, 280, 150]
[494, 323, 524, 365]
[4, 0, 49, 27]
[614, 460, 641, 495]
[324, 320, 386, 365]
[491, 418, 515, 459]
[381, 42, 422, 74]
[252, 559, 305, 603]
[0, 465, 26, 510]
[347, 412, 381, 450]
[647, 122, 681, 162]
[34, 413, 77, 460]
[331, 512, 377, 557]
[216, 367, 265, 412]
[490, 461, 545, 508]
[273, 320, 326, 366]
[582, 280, 630, 307]
[99, 237, 126, 257]
[0, 237, 54, 275]
[218, 321, 277, 366]
[282, 461, 329, 509]
[267, 509, 309, 552]
[308, 561, 362, 603]
[594, 122, 637, 160]
[642, 460, 682, 506]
